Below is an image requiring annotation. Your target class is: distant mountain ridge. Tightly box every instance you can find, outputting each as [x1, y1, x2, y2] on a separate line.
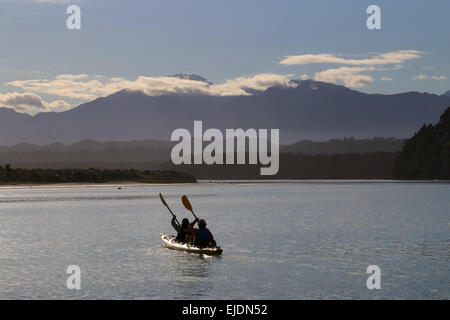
[1, 79, 449, 145]
[281, 137, 405, 154]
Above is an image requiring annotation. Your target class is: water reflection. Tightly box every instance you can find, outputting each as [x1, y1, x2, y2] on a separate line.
[164, 249, 220, 298]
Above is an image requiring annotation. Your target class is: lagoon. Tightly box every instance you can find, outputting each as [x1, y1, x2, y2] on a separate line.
[0, 181, 448, 299]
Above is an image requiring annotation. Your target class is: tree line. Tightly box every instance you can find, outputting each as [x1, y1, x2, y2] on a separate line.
[162, 152, 399, 180]
[0, 165, 196, 184]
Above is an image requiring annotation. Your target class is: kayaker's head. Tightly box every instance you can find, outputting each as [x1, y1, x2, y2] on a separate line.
[181, 218, 189, 229]
[198, 219, 207, 229]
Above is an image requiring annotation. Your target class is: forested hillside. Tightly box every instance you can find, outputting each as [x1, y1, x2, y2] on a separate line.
[393, 107, 450, 179]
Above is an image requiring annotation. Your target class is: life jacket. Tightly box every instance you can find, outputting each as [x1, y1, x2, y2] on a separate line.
[176, 228, 191, 243]
[194, 228, 212, 247]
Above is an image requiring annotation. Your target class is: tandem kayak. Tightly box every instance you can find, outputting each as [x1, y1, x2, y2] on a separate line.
[160, 234, 223, 256]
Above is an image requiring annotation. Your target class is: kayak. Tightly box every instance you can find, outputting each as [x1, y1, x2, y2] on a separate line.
[160, 233, 223, 256]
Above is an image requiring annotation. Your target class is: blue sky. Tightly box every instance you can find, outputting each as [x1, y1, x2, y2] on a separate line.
[1, 0, 449, 114]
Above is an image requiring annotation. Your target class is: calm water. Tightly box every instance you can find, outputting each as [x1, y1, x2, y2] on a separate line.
[0, 181, 448, 299]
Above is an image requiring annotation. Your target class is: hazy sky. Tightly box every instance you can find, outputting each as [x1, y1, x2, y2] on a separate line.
[1, 0, 449, 114]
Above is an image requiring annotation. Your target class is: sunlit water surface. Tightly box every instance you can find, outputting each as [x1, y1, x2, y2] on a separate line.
[0, 181, 448, 299]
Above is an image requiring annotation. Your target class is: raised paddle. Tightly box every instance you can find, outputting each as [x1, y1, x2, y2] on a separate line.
[181, 195, 199, 220]
[159, 193, 181, 227]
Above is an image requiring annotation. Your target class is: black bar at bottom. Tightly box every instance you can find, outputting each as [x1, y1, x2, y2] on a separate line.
[0, 300, 447, 319]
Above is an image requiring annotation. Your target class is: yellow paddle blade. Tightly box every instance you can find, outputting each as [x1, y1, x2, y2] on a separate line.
[181, 195, 192, 211]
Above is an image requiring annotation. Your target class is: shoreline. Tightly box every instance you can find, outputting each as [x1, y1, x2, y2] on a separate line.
[0, 179, 449, 190]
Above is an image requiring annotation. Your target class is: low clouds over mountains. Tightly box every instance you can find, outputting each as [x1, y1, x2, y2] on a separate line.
[0, 79, 449, 145]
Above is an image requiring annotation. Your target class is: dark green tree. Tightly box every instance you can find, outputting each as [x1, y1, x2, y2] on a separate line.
[393, 107, 450, 179]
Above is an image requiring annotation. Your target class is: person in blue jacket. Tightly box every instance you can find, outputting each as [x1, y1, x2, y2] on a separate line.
[188, 218, 217, 247]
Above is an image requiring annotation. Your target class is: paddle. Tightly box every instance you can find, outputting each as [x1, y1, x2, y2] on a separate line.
[181, 195, 199, 220]
[159, 193, 181, 227]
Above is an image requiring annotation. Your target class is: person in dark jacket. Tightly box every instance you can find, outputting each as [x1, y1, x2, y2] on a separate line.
[188, 218, 217, 247]
[171, 217, 192, 243]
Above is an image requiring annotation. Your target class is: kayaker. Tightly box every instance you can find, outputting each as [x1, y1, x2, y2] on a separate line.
[171, 217, 192, 243]
[188, 218, 217, 247]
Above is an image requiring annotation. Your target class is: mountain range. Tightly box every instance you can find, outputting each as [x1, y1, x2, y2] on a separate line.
[1, 78, 450, 145]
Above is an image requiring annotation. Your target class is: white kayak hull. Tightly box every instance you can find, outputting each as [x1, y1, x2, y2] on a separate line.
[160, 233, 223, 256]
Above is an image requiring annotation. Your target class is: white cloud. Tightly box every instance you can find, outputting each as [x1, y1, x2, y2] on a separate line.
[48, 99, 71, 111]
[430, 75, 447, 81]
[279, 50, 424, 66]
[413, 74, 428, 80]
[413, 74, 447, 81]
[205, 74, 296, 96]
[279, 50, 425, 87]
[313, 67, 376, 88]
[7, 73, 296, 102]
[7, 78, 106, 100]
[0, 92, 70, 113]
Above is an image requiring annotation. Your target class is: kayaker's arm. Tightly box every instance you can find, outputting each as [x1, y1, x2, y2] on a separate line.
[188, 219, 199, 235]
[171, 216, 181, 233]
[209, 230, 217, 247]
